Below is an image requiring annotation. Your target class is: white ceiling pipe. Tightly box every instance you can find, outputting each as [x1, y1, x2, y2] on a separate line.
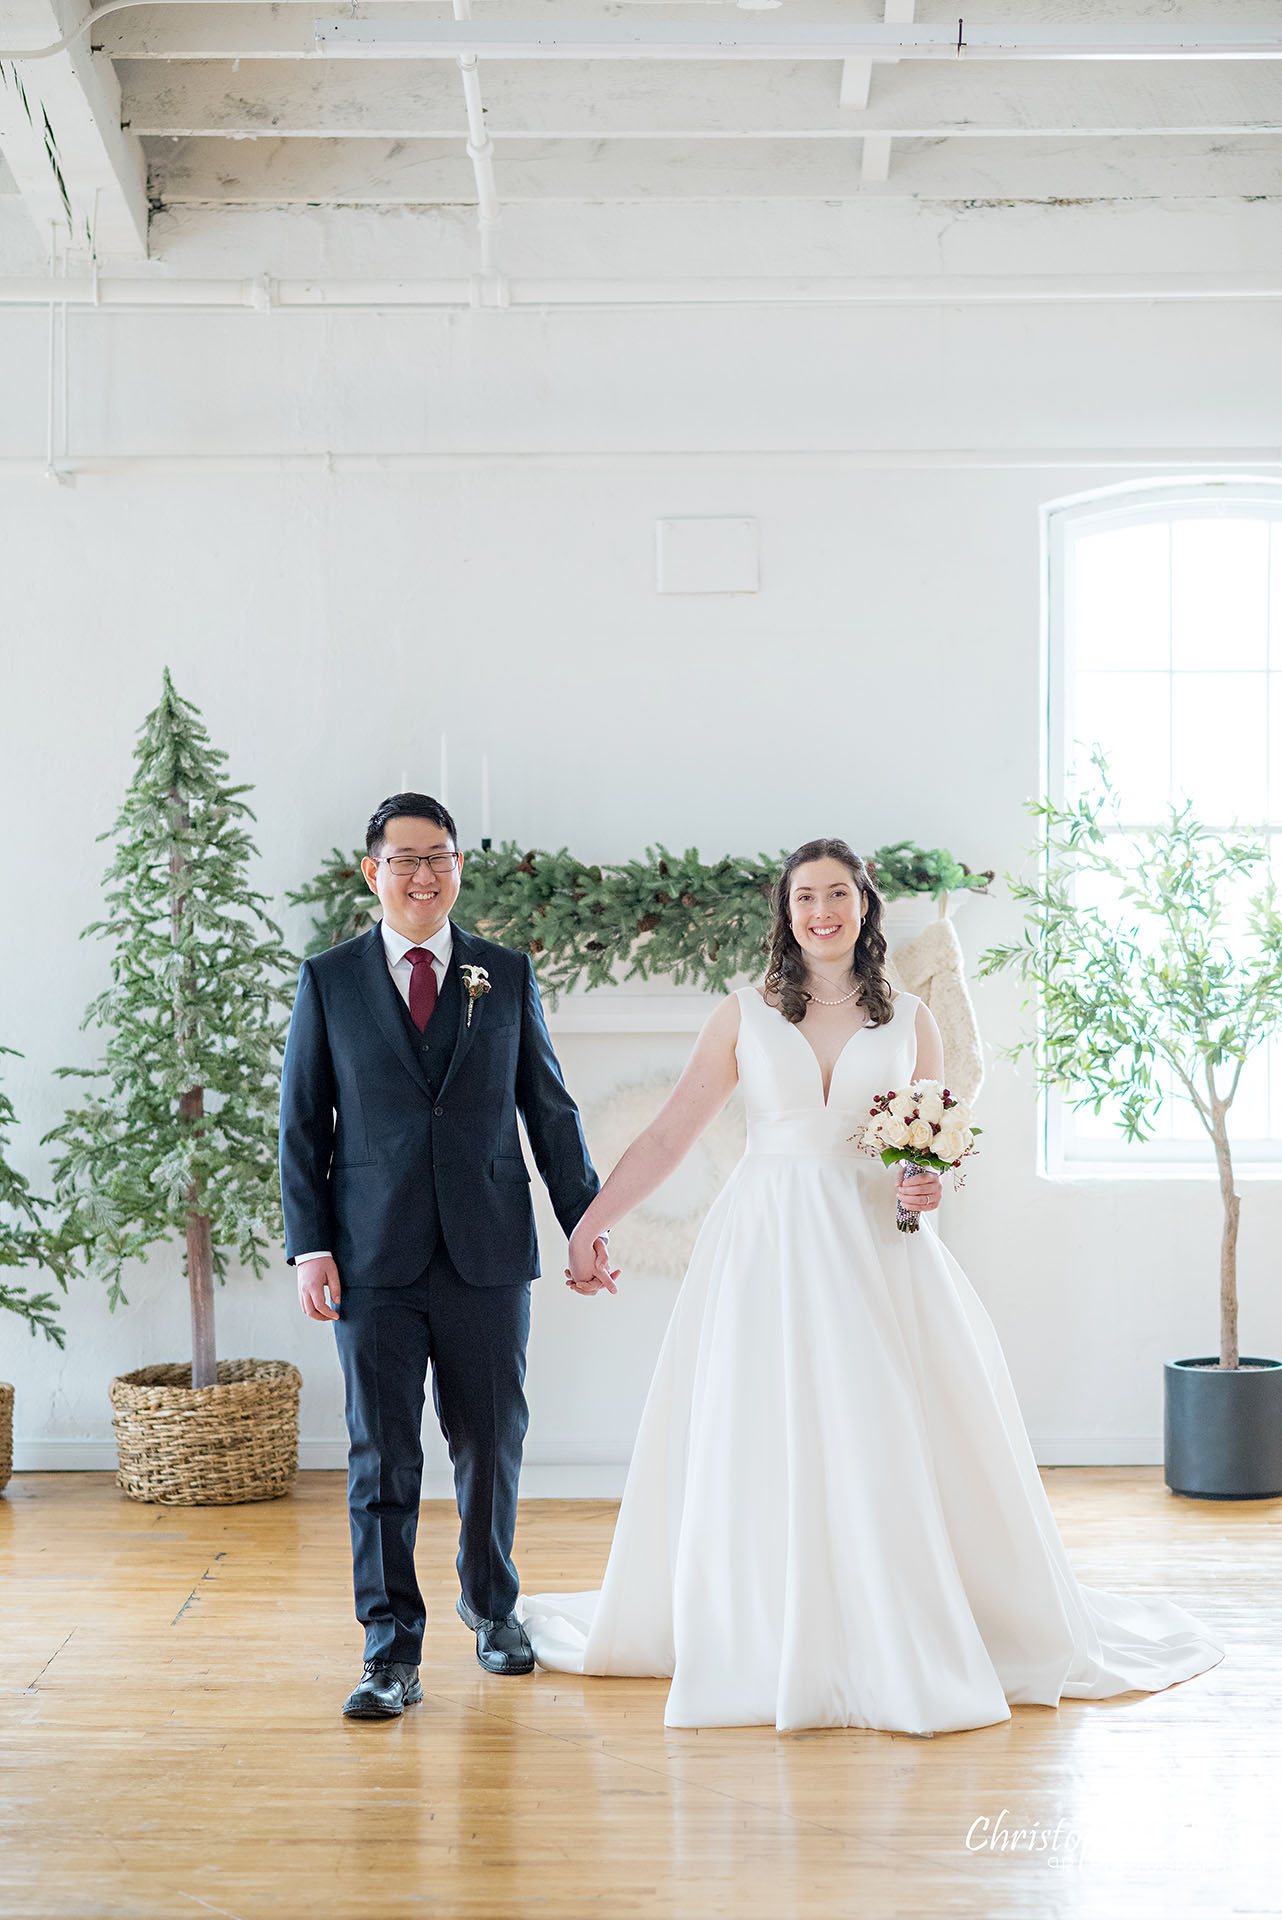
[312, 22, 1282, 62]
[3, 452, 1282, 478]
[452, 0, 502, 288]
[5, 273, 1282, 310]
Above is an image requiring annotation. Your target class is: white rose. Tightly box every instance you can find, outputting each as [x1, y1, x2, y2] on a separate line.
[889, 1091, 916, 1119]
[935, 1130, 964, 1164]
[882, 1116, 910, 1148]
[917, 1092, 945, 1124]
[959, 1126, 975, 1152]
[946, 1102, 972, 1130]
[907, 1119, 934, 1152]
[914, 1079, 944, 1098]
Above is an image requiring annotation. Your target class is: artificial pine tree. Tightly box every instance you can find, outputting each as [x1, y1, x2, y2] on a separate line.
[0, 1049, 68, 1348]
[46, 672, 295, 1389]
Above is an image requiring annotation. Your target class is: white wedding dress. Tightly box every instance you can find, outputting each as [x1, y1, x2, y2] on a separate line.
[518, 987, 1224, 1734]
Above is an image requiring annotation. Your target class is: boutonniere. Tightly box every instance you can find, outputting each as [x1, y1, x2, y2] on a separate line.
[460, 964, 491, 1028]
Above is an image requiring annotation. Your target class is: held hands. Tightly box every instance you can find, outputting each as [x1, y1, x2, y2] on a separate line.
[896, 1165, 943, 1213]
[298, 1255, 342, 1321]
[565, 1230, 620, 1298]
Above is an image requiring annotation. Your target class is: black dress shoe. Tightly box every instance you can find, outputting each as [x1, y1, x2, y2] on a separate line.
[341, 1661, 423, 1718]
[456, 1595, 535, 1675]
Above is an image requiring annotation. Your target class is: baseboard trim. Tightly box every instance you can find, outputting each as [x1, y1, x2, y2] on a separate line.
[1032, 1436, 1164, 1466]
[8, 1434, 1165, 1485]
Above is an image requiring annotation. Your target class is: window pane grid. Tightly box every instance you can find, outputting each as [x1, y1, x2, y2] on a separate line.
[1052, 490, 1282, 1172]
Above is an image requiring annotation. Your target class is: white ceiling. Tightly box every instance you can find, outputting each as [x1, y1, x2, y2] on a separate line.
[1, 0, 1280, 289]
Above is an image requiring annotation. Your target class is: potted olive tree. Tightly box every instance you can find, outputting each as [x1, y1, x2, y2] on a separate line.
[46, 672, 301, 1505]
[981, 771, 1282, 1500]
[0, 1049, 69, 1495]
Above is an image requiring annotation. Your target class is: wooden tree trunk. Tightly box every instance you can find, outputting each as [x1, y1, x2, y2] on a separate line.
[1211, 1104, 1240, 1371]
[170, 801, 216, 1386]
[186, 1196, 216, 1390]
[180, 1084, 216, 1389]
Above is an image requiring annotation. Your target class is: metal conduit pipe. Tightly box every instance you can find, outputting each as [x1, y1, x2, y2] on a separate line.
[452, 0, 503, 296]
[4, 453, 1282, 481]
[2, 274, 1282, 311]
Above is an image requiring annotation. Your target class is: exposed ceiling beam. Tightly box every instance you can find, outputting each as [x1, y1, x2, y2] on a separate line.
[839, 61, 873, 112]
[125, 193, 1282, 302]
[98, 6, 1282, 65]
[117, 60, 1282, 141]
[858, 0, 915, 185]
[860, 134, 892, 185]
[309, 21, 1282, 62]
[66, 2, 1282, 67]
[143, 133, 1282, 207]
[0, 2, 147, 256]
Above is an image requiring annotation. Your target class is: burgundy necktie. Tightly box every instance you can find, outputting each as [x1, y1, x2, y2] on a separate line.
[404, 948, 438, 1032]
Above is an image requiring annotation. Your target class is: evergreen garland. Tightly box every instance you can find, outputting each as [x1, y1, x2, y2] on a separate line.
[0, 1049, 69, 1347]
[44, 672, 296, 1387]
[290, 839, 993, 997]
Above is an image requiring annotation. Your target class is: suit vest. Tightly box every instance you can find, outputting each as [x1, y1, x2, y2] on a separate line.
[383, 953, 463, 1269]
[387, 950, 463, 1096]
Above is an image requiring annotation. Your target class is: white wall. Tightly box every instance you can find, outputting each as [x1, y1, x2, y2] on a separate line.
[3, 280, 1281, 1485]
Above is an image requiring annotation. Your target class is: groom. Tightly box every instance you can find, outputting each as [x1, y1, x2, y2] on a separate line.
[279, 792, 616, 1719]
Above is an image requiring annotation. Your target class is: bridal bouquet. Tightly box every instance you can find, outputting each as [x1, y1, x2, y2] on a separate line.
[850, 1081, 981, 1233]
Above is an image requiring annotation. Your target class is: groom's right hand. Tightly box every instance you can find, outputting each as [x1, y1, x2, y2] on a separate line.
[298, 1255, 342, 1321]
[565, 1232, 619, 1297]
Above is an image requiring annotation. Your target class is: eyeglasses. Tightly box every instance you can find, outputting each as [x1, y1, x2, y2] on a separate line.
[374, 853, 461, 876]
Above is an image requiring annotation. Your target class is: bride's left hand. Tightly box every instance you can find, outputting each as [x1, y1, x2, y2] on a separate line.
[897, 1166, 943, 1212]
[566, 1230, 620, 1296]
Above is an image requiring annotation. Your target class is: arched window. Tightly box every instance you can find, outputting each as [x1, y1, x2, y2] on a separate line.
[1045, 478, 1282, 1174]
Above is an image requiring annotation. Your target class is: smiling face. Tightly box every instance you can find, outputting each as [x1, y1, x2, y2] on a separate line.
[788, 858, 867, 969]
[361, 815, 463, 944]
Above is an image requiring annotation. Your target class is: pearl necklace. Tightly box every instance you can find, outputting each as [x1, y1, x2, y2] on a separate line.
[805, 983, 861, 1007]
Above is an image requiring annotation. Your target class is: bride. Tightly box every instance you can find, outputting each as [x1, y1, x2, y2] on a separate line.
[517, 837, 1224, 1735]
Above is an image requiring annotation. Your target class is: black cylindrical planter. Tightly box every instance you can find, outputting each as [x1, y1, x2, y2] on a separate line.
[1164, 1356, 1282, 1500]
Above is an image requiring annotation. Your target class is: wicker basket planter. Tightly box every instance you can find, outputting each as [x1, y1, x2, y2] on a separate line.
[108, 1359, 302, 1506]
[0, 1382, 13, 1496]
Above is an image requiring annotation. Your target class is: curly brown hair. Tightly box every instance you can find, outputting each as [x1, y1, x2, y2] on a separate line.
[763, 838, 894, 1027]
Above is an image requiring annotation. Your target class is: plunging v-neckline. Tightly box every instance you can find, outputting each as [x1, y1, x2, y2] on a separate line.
[756, 990, 870, 1110]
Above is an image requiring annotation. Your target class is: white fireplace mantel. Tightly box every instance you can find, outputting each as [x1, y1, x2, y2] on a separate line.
[545, 987, 727, 1034]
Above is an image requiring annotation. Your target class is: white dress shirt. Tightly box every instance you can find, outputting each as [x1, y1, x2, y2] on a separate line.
[379, 916, 453, 1008]
[293, 918, 454, 1267]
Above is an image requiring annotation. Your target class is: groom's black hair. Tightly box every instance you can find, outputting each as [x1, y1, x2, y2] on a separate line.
[366, 792, 459, 856]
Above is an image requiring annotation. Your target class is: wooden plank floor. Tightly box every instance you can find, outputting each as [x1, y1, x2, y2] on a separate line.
[0, 1470, 1274, 1920]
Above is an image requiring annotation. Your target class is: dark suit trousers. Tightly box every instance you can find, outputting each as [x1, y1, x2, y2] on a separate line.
[333, 1244, 532, 1666]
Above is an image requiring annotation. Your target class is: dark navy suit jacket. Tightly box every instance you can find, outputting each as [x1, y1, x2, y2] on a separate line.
[278, 921, 599, 1289]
